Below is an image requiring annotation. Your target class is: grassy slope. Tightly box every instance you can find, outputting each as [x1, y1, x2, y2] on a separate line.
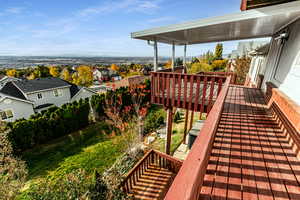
[21, 122, 126, 186]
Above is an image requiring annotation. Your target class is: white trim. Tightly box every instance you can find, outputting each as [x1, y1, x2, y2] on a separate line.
[0, 94, 34, 105]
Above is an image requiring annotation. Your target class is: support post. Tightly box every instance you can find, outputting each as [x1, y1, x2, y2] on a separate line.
[183, 44, 187, 67]
[183, 109, 189, 144]
[189, 111, 194, 131]
[171, 41, 175, 71]
[154, 40, 158, 72]
[165, 107, 173, 155]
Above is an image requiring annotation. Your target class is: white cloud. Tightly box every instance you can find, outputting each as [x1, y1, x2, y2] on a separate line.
[147, 16, 175, 23]
[78, 0, 161, 17]
[5, 7, 24, 14]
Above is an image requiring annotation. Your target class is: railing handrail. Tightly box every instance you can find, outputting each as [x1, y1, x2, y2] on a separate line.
[152, 149, 183, 165]
[151, 71, 227, 81]
[164, 76, 231, 200]
[122, 149, 183, 191]
[122, 149, 153, 183]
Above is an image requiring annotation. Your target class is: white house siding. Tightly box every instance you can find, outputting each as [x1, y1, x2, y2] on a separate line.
[248, 56, 266, 84]
[71, 89, 96, 102]
[0, 98, 34, 122]
[262, 18, 300, 105]
[27, 87, 71, 107]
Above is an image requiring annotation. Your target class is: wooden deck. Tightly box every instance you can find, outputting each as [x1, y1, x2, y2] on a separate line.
[130, 163, 176, 200]
[199, 86, 300, 200]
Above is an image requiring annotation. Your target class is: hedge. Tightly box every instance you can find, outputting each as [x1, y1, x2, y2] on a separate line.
[7, 98, 90, 152]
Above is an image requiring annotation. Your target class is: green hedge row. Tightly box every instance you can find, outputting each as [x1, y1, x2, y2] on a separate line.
[7, 99, 90, 152]
[7, 80, 151, 152]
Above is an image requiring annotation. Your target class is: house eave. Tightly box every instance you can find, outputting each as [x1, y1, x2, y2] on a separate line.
[131, 1, 300, 45]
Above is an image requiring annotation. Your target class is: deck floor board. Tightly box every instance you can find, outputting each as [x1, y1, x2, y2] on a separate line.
[199, 86, 300, 200]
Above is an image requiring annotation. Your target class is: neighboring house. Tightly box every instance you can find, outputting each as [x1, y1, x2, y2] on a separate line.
[246, 43, 270, 88]
[0, 76, 21, 89]
[89, 85, 112, 94]
[106, 75, 147, 89]
[140, 66, 152, 76]
[0, 77, 97, 121]
[93, 68, 110, 84]
[0, 92, 34, 122]
[229, 41, 269, 59]
[110, 74, 122, 81]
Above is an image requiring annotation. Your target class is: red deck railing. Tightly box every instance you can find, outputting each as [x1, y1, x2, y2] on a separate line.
[151, 72, 227, 113]
[164, 76, 231, 200]
[198, 71, 237, 84]
[122, 149, 183, 195]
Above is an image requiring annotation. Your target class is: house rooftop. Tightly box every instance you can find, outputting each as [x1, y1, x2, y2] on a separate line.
[13, 77, 71, 93]
[131, 1, 300, 45]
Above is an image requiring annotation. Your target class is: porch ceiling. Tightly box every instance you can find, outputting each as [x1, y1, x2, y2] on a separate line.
[131, 1, 300, 45]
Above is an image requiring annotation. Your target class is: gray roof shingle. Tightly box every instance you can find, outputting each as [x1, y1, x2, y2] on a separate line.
[13, 77, 70, 93]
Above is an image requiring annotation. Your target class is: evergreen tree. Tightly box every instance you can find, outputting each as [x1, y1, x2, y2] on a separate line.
[214, 43, 223, 60]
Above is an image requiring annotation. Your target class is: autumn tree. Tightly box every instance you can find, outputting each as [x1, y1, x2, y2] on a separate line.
[49, 66, 60, 77]
[6, 69, 16, 77]
[111, 64, 119, 72]
[61, 68, 72, 82]
[211, 59, 228, 71]
[129, 83, 150, 141]
[189, 62, 212, 74]
[165, 60, 172, 68]
[72, 66, 93, 86]
[233, 56, 251, 84]
[27, 73, 36, 80]
[214, 43, 223, 60]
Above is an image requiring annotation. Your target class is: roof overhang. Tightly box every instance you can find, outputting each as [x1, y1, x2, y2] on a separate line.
[131, 1, 300, 45]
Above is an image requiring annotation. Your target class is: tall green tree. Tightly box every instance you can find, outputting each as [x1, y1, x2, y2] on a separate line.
[214, 43, 223, 60]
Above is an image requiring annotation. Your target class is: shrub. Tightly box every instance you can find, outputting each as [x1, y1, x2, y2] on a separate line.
[25, 169, 96, 200]
[144, 106, 165, 134]
[0, 130, 27, 199]
[7, 98, 90, 152]
[189, 62, 213, 74]
[211, 59, 228, 71]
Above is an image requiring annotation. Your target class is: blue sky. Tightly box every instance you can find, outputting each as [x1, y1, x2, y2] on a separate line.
[0, 0, 268, 57]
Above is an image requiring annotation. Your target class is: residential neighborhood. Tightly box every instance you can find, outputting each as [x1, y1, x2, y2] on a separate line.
[0, 77, 96, 122]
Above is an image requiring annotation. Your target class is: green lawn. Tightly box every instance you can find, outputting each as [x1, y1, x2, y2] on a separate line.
[21, 122, 128, 187]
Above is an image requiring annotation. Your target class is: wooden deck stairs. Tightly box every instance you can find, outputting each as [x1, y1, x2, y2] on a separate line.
[122, 150, 183, 200]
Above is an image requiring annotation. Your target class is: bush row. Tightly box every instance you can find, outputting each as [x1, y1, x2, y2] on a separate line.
[7, 99, 90, 152]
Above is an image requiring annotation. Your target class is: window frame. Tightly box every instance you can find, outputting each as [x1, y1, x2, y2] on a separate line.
[37, 93, 43, 99]
[53, 89, 62, 97]
[0, 109, 14, 120]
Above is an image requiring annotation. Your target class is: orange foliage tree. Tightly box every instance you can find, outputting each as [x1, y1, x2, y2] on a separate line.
[111, 64, 119, 71]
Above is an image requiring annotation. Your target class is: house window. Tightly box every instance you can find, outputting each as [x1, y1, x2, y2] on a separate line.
[0, 110, 13, 120]
[37, 93, 43, 99]
[53, 89, 62, 97]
